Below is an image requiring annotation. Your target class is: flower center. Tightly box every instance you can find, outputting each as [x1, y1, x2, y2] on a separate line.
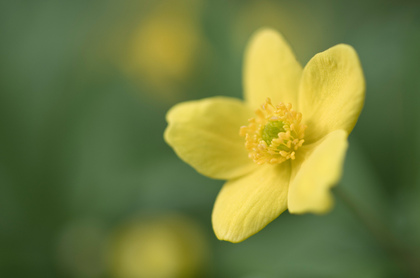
[240, 98, 307, 165]
[261, 121, 285, 146]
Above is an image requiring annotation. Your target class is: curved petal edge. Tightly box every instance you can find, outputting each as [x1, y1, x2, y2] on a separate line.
[164, 97, 256, 180]
[244, 28, 302, 109]
[212, 163, 291, 243]
[288, 130, 348, 214]
[299, 44, 365, 143]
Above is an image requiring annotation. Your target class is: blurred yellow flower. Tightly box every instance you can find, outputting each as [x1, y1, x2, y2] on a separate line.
[109, 214, 209, 278]
[164, 29, 365, 243]
[123, 0, 207, 101]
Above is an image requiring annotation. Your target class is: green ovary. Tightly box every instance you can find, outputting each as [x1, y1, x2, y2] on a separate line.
[261, 121, 285, 146]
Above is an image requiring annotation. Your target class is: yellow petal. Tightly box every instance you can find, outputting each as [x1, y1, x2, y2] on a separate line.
[212, 163, 291, 243]
[243, 28, 302, 109]
[299, 44, 365, 143]
[288, 130, 348, 214]
[164, 97, 257, 180]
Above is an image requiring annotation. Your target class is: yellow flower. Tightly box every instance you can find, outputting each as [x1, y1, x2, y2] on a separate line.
[164, 29, 365, 243]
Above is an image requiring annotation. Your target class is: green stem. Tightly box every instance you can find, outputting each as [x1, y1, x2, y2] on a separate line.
[334, 187, 420, 278]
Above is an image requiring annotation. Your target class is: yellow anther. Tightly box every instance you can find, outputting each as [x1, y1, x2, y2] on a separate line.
[240, 98, 307, 165]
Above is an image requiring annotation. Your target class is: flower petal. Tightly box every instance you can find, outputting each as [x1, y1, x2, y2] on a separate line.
[288, 130, 348, 214]
[212, 163, 291, 243]
[164, 97, 257, 180]
[243, 28, 302, 109]
[298, 44, 365, 143]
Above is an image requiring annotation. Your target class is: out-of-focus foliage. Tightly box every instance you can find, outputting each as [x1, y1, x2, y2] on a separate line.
[1, 0, 420, 277]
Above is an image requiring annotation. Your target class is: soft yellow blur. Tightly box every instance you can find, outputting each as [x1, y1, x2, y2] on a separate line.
[123, 0, 208, 100]
[109, 214, 209, 278]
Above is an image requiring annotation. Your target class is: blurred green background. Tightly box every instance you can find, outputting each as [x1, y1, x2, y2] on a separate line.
[1, 0, 420, 277]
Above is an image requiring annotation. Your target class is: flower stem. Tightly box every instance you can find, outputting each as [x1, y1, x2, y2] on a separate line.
[334, 186, 420, 278]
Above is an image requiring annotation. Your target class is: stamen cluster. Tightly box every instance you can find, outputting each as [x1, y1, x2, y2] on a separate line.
[240, 98, 307, 165]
